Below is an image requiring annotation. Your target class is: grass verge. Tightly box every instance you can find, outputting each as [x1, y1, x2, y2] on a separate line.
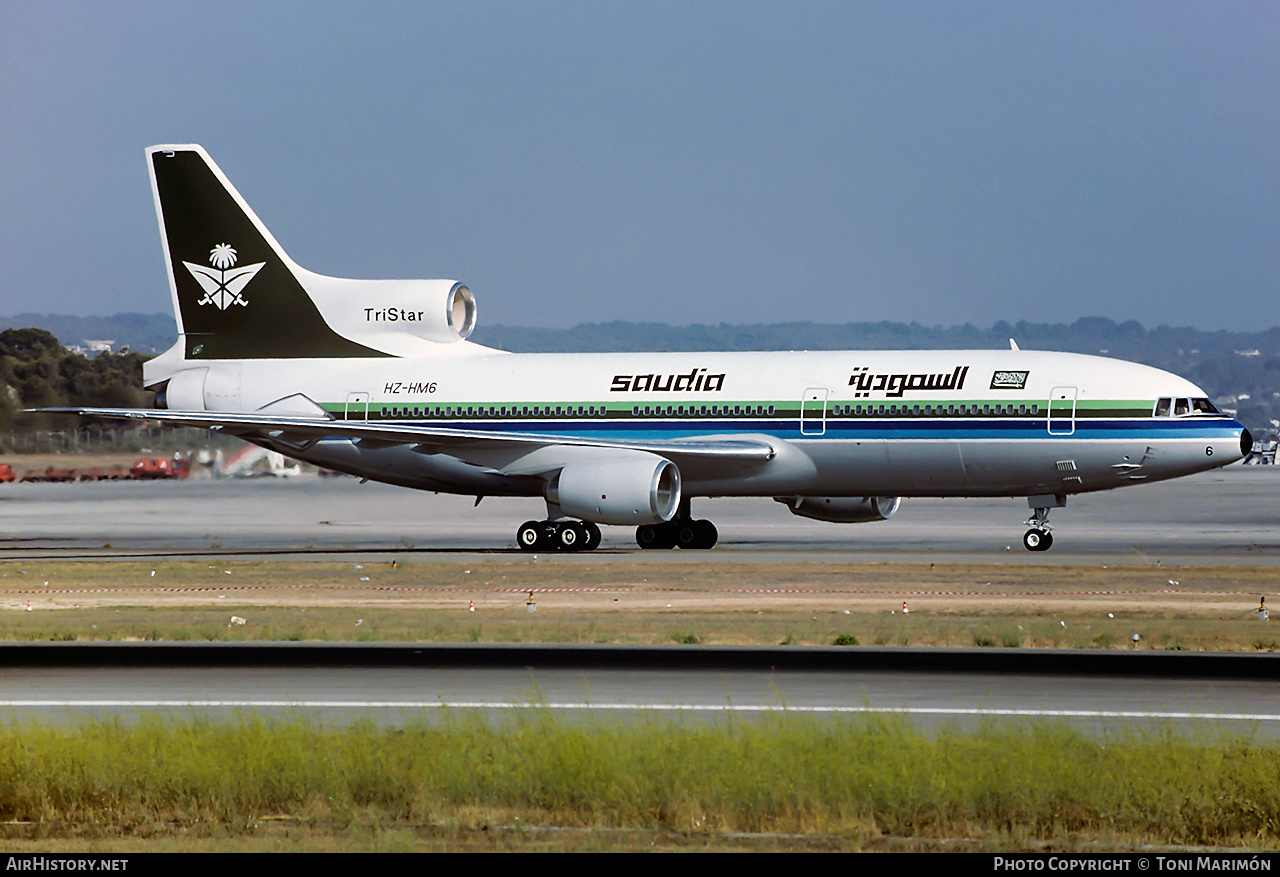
[0, 712, 1277, 851]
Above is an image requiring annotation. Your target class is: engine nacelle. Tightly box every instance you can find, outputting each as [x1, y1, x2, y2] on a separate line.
[775, 495, 900, 523]
[153, 366, 244, 411]
[348, 279, 476, 344]
[547, 455, 681, 525]
[303, 276, 478, 349]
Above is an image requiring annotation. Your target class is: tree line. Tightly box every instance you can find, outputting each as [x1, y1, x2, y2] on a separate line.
[0, 328, 149, 431]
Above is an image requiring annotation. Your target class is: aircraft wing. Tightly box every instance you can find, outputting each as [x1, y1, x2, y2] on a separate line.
[38, 407, 778, 466]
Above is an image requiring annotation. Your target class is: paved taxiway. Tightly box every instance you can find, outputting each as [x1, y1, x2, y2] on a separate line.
[0, 464, 1277, 562]
[3, 644, 1279, 736]
[2, 465, 1276, 731]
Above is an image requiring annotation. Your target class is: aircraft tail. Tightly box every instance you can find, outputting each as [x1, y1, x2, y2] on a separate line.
[149, 145, 389, 360]
[148, 145, 475, 363]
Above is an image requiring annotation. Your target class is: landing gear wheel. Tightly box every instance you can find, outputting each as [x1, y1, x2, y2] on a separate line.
[583, 521, 602, 551]
[1022, 528, 1053, 552]
[636, 522, 677, 549]
[517, 521, 548, 552]
[675, 519, 718, 549]
[556, 521, 587, 552]
[675, 520, 699, 549]
[695, 519, 718, 549]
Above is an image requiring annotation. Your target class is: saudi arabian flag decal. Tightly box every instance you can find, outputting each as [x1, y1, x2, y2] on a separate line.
[183, 243, 265, 310]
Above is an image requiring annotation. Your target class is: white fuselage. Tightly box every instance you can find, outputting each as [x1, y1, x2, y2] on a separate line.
[151, 342, 1248, 501]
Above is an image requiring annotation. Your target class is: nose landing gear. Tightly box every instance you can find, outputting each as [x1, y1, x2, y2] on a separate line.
[1022, 495, 1063, 552]
[1022, 526, 1053, 552]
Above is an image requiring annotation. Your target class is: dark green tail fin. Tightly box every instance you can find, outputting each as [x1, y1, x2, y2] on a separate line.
[149, 145, 387, 360]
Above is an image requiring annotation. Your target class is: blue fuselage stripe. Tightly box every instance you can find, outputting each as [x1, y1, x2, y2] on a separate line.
[355, 416, 1238, 443]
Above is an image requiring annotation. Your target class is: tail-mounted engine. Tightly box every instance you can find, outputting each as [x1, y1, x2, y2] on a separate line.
[311, 278, 477, 346]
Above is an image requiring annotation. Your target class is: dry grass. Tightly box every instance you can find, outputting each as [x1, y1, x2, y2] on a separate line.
[2, 558, 1278, 851]
[0, 559, 1275, 650]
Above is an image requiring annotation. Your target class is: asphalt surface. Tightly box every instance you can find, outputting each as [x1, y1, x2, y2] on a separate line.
[1, 464, 1278, 563]
[1, 643, 1278, 735]
[2, 465, 1278, 730]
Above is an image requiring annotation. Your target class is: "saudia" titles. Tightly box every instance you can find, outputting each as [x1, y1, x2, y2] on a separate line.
[848, 365, 969, 398]
[611, 368, 726, 393]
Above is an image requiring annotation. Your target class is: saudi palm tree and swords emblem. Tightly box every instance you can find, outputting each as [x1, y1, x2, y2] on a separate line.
[183, 244, 264, 310]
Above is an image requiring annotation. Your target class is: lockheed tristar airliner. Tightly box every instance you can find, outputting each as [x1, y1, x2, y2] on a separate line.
[52, 145, 1251, 552]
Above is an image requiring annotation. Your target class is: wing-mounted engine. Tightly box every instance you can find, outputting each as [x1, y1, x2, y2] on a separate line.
[775, 495, 900, 523]
[546, 455, 681, 525]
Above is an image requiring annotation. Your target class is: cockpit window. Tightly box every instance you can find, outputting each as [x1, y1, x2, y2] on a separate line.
[1155, 397, 1220, 417]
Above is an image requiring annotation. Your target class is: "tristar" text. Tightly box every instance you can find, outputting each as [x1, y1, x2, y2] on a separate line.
[611, 369, 726, 392]
[848, 366, 969, 398]
[364, 308, 426, 322]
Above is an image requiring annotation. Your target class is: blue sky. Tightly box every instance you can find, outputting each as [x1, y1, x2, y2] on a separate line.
[2, 2, 1276, 332]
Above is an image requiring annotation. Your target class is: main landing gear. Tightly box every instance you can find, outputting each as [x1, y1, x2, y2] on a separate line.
[636, 501, 718, 550]
[516, 519, 602, 552]
[514, 501, 720, 552]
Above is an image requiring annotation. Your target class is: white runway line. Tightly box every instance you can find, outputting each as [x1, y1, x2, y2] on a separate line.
[4, 700, 1280, 722]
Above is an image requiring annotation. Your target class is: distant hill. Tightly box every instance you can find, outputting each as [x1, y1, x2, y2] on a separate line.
[0, 313, 176, 355]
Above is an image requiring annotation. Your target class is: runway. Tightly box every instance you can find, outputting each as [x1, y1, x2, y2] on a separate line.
[1, 463, 1277, 563]
[2, 465, 1278, 733]
[2, 643, 1279, 736]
